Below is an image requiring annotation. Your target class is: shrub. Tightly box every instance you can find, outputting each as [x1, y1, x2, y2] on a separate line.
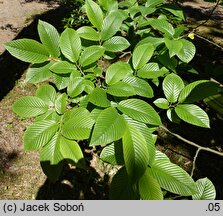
[4, 0, 219, 200]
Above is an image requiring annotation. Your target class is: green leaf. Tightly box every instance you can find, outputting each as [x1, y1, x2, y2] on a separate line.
[55, 93, 67, 115]
[178, 80, 220, 103]
[100, 141, 124, 165]
[53, 73, 70, 90]
[90, 107, 127, 146]
[132, 43, 155, 70]
[176, 39, 196, 63]
[165, 38, 183, 58]
[137, 63, 168, 79]
[117, 99, 161, 126]
[163, 73, 184, 103]
[109, 167, 138, 200]
[123, 75, 154, 98]
[107, 81, 136, 97]
[62, 108, 94, 140]
[124, 116, 156, 166]
[153, 98, 169, 109]
[85, 0, 104, 31]
[89, 87, 111, 107]
[35, 84, 56, 106]
[150, 159, 197, 196]
[40, 132, 63, 165]
[60, 136, 84, 165]
[167, 108, 181, 124]
[60, 28, 81, 63]
[136, 37, 164, 49]
[139, 168, 163, 200]
[98, 0, 118, 11]
[101, 11, 124, 41]
[148, 18, 175, 36]
[105, 61, 133, 85]
[4, 39, 49, 63]
[158, 50, 177, 72]
[155, 150, 170, 161]
[79, 45, 105, 67]
[192, 178, 216, 200]
[38, 20, 60, 57]
[161, 4, 185, 21]
[64, 107, 90, 121]
[13, 96, 48, 118]
[123, 123, 149, 182]
[50, 61, 77, 74]
[24, 120, 59, 150]
[77, 26, 99, 41]
[146, 0, 163, 7]
[175, 104, 210, 128]
[25, 62, 53, 84]
[67, 77, 85, 98]
[83, 80, 95, 94]
[103, 36, 130, 52]
[35, 110, 55, 122]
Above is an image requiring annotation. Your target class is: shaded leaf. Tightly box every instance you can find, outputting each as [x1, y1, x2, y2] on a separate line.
[165, 38, 183, 58]
[146, 0, 163, 7]
[166, 108, 181, 124]
[124, 116, 156, 166]
[100, 141, 124, 165]
[161, 4, 185, 21]
[139, 168, 163, 200]
[122, 123, 149, 182]
[178, 80, 220, 103]
[109, 167, 138, 200]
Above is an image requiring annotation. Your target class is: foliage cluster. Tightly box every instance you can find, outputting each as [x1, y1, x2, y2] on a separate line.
[4, 0, 220, 199]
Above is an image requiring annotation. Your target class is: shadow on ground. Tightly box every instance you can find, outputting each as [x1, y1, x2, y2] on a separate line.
[36, 162, 110, 200]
